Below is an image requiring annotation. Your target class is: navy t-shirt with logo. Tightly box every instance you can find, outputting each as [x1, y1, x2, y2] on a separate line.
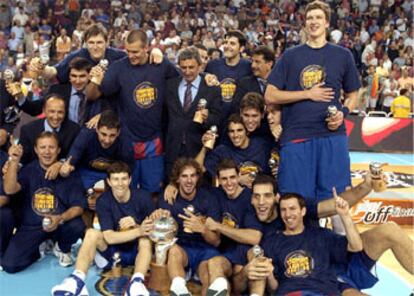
[158, 187, 221, 247]
[100, 57, 180, 142]
[68, 128, 135, 171]
[205, 137, 271, 177]
[213, 186, 262, 251]
[205, 58, 252, 118]
[96, 188, 155, 232]
[17, 160, 86, 227]
[268, 43, 361, 145]
[262, 226, 348, 295]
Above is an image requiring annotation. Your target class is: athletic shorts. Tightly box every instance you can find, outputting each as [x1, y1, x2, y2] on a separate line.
[337, 251, 378, 292]
[180, 242, 220, 274]
[278, 135, 351, 203]
[99, 242, 138, 268]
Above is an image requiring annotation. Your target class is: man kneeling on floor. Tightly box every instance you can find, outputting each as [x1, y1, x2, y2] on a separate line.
[52, 161, 159, 296]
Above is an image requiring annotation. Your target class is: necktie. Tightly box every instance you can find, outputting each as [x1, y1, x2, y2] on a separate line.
[76, 91, 86, 125]
[258, 78, 268, 94]
[183, 83, 192, 112]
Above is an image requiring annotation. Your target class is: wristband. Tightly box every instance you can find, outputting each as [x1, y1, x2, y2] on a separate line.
[342, 106, 350, 117]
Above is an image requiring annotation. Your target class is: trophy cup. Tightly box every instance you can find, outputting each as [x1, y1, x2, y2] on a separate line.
[111, 252, 122, 278]
[269, 150, 280, 178]
[369, 162, 388, 192]
[193, 98, 207, 123]
[32, 187, 58, 231]
[252, 245, 264, 258]
[183, 205, 195, 233]
[326, 105, 338, 118]
[4, 69, 14, 83]
[204, 125, 218, 150]
[148, 216, 178, 293]
[90, 59, 109, 85]
[26, 55, 50, 79]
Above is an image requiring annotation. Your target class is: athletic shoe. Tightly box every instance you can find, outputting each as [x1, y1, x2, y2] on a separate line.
[124, 276, 149, 296]
[53, 243, 73, 267]
[206, 277, 228, 296]
[39, 239, 54, 259]
[51, 274, 89, 296]
[169, 277, 191, 296]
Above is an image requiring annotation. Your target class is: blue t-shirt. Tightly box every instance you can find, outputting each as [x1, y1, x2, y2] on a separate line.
[55, 47, 126, 83]
[263, 226, 348, 296]
[100, 57, 179, 142]
[68, 128, 135, 171]
[205, 137, 270, 177]
[158, 187, 221, 247]
[205, 58, 252, 117]
[0, 150, 7, 195]
[17, 160, 86, 227]
[213, 186, 262, 251]
[96, 188, 155, 232]
[268, 43, 361, 145]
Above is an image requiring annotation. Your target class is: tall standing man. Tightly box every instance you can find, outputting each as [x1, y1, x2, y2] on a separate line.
[265, 0, 360, 203]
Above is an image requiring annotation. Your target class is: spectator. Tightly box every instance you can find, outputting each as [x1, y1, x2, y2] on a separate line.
[391, 89, 412, 118]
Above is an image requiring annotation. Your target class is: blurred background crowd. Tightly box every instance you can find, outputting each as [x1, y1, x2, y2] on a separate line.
[0, 0, 413, 114]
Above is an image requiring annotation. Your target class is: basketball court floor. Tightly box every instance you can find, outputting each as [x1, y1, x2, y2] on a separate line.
[0, 152, 412, 295]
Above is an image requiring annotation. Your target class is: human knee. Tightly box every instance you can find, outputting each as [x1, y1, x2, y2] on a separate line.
[84, 228, 103, 242]
[207, 255, 228, 270]
[378, 221, 401, 243]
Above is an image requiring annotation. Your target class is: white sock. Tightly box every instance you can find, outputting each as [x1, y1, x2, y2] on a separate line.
[251, 294, 260, 296]
[72, 269, 86, 281]
[132, 272, 145, 280]
[171, 276, 188, 292]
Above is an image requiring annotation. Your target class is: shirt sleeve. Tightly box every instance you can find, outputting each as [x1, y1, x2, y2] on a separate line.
[96, 194, 116, 231]
[100, 61, 121, 97]
[268, 54, 288, 90]
[62, 171, 87, 209]
[67, 128, 90, 166]
[342, 49, 362, 93]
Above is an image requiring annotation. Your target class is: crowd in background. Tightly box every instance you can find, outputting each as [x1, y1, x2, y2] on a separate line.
[0, 0, 413, 114]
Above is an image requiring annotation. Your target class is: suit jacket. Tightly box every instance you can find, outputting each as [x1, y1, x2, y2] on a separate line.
[19, 118, 80, 165]
[232, 75, 263, 113]
[0, 79, 19, 133]
[20, 83, 103, 124]
[164, 76, 222, 170]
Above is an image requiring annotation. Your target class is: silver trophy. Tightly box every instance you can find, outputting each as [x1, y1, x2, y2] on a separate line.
[98, 59, 109, 70]
[149, 216, 178, 265]
[4, 69, 14, 82]
[327, 105, 338, 118]
[252, 245, 264, 258]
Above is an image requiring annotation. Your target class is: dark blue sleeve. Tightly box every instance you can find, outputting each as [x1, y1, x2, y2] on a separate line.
[157, 190, 171, 210]
[243, 206, 263, 231]
[268, 54, 288, 90]
[67, 128, 91, 166]
[136, 189, 156, 223]
[96, 194, 116, 231]
[205, 191, 221, 221]
[342, 49, 361, 93]
[204, 146, 225, 177]
[305, 199, 319, 220]
[100, 61, 122, 97]
[62, 171, 86, 209]
[163, 59, 180, 79]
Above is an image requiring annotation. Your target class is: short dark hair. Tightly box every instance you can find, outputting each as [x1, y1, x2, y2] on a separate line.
[107, 161, 131, 177]
[400, 88, 409, 96]
[252, 46, 275, 64]
[178, 46, 202, 65]
[97, 110, 120, 130]
[194, 44, 207, 52]
[216, 158, 239, 176]
[69, 57, 92, 72]
[126, 29, 148, 45]
[253, 174, 278, 194]
[227, 113, 245, 129]
[35, 131, 60, 148]
[240, 92, 265, 114]
[84, 23, 108, 42]
[225, 30, 247, 48]
[170, 158, 203, 186]
[279, 193, 306, 209]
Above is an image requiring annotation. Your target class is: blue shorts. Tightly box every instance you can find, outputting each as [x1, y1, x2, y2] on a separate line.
[278, 135, 351, 203]
[99, 242, 138, 268]
[180, 242, 220, 273]
[227, 244, 250, 266]
[131, 156, 164, 193]
[338, 251, 378, 291]
[78, 167, 107, 189]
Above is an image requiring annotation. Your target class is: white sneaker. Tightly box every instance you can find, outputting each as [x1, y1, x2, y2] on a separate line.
[170, 277, 191, 296]
[51, 274, 89, 296]
[124, 276, 149, 296]
[206, 277, 228, 296]
[53, 243, 73, 267]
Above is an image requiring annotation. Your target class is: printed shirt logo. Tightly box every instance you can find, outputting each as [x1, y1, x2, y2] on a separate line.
[300, 65, 325, 90]
[222, 212, 238, 228]
[220, 78, 236, 102]
[134, 81, 157, 109]
[32, 187, 57, 215]
[238, 161, 260, 175]
[284, 250, 314, 278]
